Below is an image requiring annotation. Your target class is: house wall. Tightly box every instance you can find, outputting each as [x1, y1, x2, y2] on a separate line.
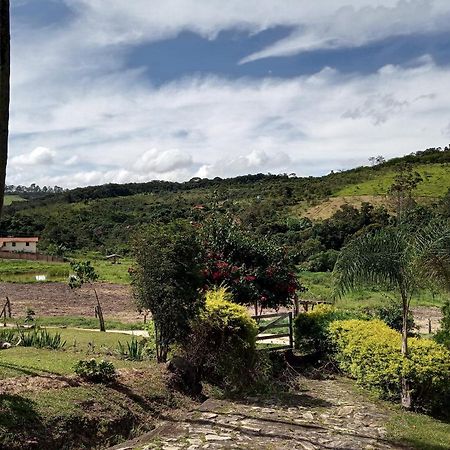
[1, 241, 37, 253]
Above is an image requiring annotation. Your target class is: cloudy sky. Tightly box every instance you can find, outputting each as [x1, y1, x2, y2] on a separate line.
[7, 0, 450, 188]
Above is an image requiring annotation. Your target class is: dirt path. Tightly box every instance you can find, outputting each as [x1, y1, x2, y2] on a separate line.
[112, 377, 404, 450]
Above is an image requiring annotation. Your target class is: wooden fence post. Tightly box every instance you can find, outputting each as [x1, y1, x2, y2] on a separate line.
[288, 312, 293, 349]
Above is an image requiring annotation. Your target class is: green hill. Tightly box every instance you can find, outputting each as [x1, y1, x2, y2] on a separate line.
[3, 194, 26, 206]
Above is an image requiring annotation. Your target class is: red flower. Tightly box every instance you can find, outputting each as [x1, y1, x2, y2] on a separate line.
[244, 275, 256, 282]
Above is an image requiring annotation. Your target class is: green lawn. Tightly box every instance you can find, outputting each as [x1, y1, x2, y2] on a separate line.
[336, 163, 450, 197]
[388, 410, 450, 450]
[0, 255, 132, 284]
[0, 328, 148, 379]
[299, 270, 447, 309]
[3, 195, 26, 206]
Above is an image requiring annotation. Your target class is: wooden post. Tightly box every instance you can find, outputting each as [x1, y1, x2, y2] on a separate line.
[288, 312, 293, 349]
[428, 318, 432, 334]
[6, 296, 10, 317]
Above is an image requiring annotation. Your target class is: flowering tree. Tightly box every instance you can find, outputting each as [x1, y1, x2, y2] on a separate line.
[201, 218, 304, 315]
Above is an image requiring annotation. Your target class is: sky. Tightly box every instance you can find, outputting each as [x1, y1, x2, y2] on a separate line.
[6, 0, 450, 188]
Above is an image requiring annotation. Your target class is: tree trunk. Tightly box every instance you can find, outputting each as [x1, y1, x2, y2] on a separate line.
[0, 0, 10, 221]
[93, 287, 106, 332]
[400, 289, 412, 409]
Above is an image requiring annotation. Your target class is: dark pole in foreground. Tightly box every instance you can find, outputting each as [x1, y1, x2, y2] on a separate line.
[0, 0, 10, 222]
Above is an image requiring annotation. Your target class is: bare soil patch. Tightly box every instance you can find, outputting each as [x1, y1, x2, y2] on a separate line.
[0, 282, 141, 323]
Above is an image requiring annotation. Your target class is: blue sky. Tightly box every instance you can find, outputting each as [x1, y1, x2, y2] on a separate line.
[7, 0, 450, 188]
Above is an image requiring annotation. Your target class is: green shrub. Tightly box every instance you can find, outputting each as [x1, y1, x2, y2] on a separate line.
[434, 299, 450, 349]
[117, 336, 144, 360]
[185, 288, 258, 391]
[329, 319, 450, 414]
[363, 300, 416, 333]
[0, 328, 19, 344]
[293, 305, 358, 354]
[19, 328, 66, 350]
[74, 359, 116, 383]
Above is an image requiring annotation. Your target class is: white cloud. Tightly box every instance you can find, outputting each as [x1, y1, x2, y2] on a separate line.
[6, 1, 450, 187]
[134, 148, 193, 174]
[11, 146, 55, 166]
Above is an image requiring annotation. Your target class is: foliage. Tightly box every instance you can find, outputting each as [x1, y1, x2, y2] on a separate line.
[293, 305, 359, 354]
[19, 328, 66, 350]
[74, 359, 116, 383]
[117, 336, 144, 361]
[184, 289, 259, 391]
[130, 221, 203, 362]
[68, 260, 99, 288]
[329, 319, 450, 415]
[24, 307, 36, 324]
[0, 328, 19, 344]
[434, 298, 450, 349]
[201, 217, 302, 313]
[364, 300, 416, 333]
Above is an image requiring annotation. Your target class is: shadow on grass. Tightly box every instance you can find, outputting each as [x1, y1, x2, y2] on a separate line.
[0, 361, 61, 377]
[0, 394, 45, 449]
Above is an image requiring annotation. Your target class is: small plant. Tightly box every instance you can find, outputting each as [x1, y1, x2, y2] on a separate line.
[74, 359, 116, 383]
[24, 308, 36, 325]
[18, 328, 66, 349]
[117, 336, 143, 360]
[0, 328, 19, 344]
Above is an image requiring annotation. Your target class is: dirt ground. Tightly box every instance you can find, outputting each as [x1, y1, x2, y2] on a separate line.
[0, 282, 443, 329]
[0, 282, 142, 323]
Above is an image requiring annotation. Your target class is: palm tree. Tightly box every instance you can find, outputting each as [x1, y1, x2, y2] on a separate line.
[334, 222, 450, 409]
[0, 0, 10, 221]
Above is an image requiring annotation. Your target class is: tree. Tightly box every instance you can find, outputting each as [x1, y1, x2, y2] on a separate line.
[0, 0, 10, 220]
[130, 221, 203, 362]
[388, 164, 423, 220]
[201, 217, 303, 315]
[334, 222, 450, 409]
[69, 261, 106, 332]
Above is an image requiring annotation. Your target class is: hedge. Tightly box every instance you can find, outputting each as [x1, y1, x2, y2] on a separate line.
[294, 304, 359, 354]
[329, 319, 450, 414]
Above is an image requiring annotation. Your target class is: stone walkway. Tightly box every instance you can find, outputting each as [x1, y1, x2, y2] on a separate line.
[112, 377, 406, 450]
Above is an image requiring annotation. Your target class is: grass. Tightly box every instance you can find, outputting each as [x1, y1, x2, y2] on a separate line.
[0, 254, 132, 284]
[388, 410, 450, 449]
[32, 316, 144, 330]
[0, 328, 149, 379]
[336, 163, 450, 198]
[299, 270, 447, 309]
[3, 195, 26, 206]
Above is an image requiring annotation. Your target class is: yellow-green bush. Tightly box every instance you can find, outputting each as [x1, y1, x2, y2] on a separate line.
[184, 288, 259, 390]
[294, 305, 359, 354]
[329, 319, 450, 414]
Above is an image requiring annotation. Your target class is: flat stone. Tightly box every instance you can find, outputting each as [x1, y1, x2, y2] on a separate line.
[303, 411, 314, 421]
[205, 434, 232, 441]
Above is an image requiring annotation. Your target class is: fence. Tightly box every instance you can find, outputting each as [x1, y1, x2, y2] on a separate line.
[0, 251, 64, 263]
[252, 311, 293, 351]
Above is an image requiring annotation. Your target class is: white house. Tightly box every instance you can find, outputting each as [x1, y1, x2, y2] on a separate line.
[0, 237, 39, 254]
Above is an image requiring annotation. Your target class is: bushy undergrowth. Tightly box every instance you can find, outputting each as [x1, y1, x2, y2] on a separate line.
[434, 299, 450, 349]
[117, 336, 144, 360]
[19, 328, 66, 350]
[294, 305, 360, 354]
[363, 300, 416, 333]
[329, 319, 450, 415]
[74, 359, 116, 382]
[184, 288, 259, 391]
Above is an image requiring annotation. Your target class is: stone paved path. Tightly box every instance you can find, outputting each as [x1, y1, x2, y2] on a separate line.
[112, 376, 406, 450]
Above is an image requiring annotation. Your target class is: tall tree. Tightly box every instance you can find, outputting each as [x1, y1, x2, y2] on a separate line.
[0, 0, 10, 220]
[334, 222, 450, 409]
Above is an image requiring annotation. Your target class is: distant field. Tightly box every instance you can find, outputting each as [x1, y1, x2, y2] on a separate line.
[3, 194, 26, 205]
[0, 255, 132, 284]
[336, 163, 450, 197]
[299, 270, 447, 309]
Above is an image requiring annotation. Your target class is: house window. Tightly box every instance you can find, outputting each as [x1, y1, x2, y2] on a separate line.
[12, 242, 16, 247]
[26, 242, 30, 246]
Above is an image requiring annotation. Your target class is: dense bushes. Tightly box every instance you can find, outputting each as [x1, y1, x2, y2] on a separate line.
[329, 320, 450, 415]
[74, 359, 116, 382]
[293, 305, 358, 354]
[434, 299, 450, 349]
[184, 288, 259, 391]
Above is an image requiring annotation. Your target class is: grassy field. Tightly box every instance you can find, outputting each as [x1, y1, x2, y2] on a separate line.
[0, 328, 149, 379]
[0, 255, 132, 284]
[336, 163, 450, 197]
[3, 195, 26, 206]
[299, 271, 447, 309]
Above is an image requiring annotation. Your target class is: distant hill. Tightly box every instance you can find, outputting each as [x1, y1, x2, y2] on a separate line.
[1, 146, 449, 250]
[3, 195, 26, 206]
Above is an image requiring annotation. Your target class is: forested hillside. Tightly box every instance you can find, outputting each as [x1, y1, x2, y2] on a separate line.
[1, 146, 450, 270]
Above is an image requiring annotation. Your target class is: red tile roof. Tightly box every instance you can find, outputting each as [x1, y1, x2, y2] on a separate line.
[0, 237, 39, 243]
